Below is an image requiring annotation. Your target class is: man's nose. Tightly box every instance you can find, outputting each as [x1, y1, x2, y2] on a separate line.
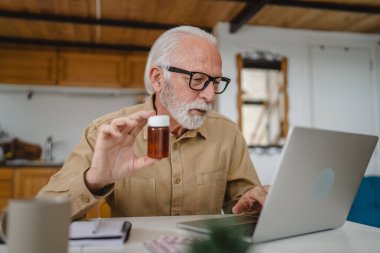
[199, 81, 216, 103]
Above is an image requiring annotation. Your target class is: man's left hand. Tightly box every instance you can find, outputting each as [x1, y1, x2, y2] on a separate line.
[232, 185, 270, 214]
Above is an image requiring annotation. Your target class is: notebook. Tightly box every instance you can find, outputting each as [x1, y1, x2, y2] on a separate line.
[177, 127, 379, 243]
[69, 218, 131, 246]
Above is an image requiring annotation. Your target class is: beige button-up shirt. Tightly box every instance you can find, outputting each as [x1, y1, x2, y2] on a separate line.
[37, 95, 260, 219]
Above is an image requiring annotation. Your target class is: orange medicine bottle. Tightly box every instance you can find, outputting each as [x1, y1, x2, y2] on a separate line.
[147, 115, 170, 158]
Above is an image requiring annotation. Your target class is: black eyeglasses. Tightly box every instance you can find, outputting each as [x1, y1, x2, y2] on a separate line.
[163, 66, 230, 94]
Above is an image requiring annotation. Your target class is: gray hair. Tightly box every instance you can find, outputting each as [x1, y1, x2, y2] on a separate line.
[144, 26, 217, 94]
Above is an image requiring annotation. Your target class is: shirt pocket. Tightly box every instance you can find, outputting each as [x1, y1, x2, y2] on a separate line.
[196, 169, 227, 214]
[114, 177, 156, 217]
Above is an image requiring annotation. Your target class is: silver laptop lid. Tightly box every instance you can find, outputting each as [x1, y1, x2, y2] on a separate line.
[253, 127, 378, 243]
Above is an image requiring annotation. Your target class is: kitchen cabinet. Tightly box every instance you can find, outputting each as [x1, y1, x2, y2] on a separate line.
[0, 169, 13, 210]
[125, 53, 147, 89]
[0, 47, 148, 89]
[0, 167, 58, 210]
[58, 51, 126, 88]
[13, 168, 58, 198]
[85, 198, 111, 218]
[0, 167, 110, 218]
[0, 47, 57, 85]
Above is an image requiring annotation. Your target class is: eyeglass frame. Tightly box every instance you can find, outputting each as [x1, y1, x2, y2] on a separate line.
[161, 65, 231, 94]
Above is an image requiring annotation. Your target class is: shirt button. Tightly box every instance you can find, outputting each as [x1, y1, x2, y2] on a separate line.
[174, 177, 181, 184]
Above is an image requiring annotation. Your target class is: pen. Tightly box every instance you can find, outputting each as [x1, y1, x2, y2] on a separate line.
[92, 218, 101, 234]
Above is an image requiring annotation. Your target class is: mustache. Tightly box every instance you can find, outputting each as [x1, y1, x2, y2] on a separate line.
[187, 100, 212, 112]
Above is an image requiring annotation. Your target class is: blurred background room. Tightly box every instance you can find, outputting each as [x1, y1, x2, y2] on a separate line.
[0, 0, 379, 224]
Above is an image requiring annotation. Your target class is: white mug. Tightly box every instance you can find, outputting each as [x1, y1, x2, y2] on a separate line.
[0, 198, 71, 253]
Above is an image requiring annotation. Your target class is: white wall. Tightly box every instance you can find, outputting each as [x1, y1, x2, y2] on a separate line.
[0, 85, 139, 162]
[214, 23, 380, 183]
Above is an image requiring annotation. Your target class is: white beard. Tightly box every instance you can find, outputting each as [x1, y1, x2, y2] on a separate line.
[160, 81, 212, 130]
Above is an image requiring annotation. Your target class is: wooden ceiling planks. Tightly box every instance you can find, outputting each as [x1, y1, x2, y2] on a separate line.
[100, 0, 147, 20]
[0, 0, 97, 17]
[247, 4, 380, 34]
[98, 27, 162, 46]
[100, 0, 244, 27]
[0, 0, 378, 52]
[0, 18, 95, 42]
[346, 15, 380, 33]
[301, 0, 380, 6]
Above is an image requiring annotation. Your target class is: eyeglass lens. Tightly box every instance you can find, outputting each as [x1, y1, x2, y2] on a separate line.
[190, 73, 226, 93]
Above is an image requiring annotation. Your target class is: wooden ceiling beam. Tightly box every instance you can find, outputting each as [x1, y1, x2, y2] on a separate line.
[0, 36, 151, 52]
[0, 10, 212, 32]
[230, 0, 271, 33]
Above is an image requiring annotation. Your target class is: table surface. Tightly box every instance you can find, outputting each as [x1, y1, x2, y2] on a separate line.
[1, 215, 379, 253]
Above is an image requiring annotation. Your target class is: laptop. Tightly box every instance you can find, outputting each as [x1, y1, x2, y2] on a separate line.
[177, 127, 378, 243]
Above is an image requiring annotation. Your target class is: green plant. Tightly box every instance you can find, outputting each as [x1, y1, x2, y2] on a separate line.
[187, 221, 251, 253]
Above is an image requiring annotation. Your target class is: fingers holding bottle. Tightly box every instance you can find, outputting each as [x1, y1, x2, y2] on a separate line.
[85, 110, 157, 192]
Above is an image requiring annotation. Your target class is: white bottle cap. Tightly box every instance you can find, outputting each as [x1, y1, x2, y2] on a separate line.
[148, 115, 170, 127]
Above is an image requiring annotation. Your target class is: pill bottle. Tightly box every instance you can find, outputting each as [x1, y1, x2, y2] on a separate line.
[147, 115, 170, 158]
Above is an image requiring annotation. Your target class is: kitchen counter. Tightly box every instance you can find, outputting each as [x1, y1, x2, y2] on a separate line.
[0, 159, 63, 168]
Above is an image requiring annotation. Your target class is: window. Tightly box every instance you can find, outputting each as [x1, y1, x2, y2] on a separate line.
[237, 51, 289, 150]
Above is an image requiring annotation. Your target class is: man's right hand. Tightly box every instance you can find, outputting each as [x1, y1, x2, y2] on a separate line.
[85, 110, 159, 193]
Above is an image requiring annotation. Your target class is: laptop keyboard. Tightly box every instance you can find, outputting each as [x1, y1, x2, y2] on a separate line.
[222, 214, 259, 236]
[200, 214, 259, 237]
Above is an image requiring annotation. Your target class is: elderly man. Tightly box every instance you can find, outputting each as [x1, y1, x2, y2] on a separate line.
[37, 26, 268, 220]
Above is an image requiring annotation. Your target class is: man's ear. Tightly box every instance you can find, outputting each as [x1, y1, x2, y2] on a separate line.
[149, 67, 164, 93]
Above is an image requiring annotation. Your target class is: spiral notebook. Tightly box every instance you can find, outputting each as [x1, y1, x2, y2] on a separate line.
[69, 218, 132, 246]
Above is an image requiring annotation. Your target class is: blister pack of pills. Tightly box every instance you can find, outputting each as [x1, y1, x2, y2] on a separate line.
[144, 235, 201, 253]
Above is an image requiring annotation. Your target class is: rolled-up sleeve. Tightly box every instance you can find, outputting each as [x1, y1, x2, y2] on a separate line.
[36, 125, 113, 220]
[223, 128, 261, 213]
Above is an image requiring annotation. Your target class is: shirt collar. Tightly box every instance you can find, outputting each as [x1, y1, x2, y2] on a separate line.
[142, 95, 208, 140]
